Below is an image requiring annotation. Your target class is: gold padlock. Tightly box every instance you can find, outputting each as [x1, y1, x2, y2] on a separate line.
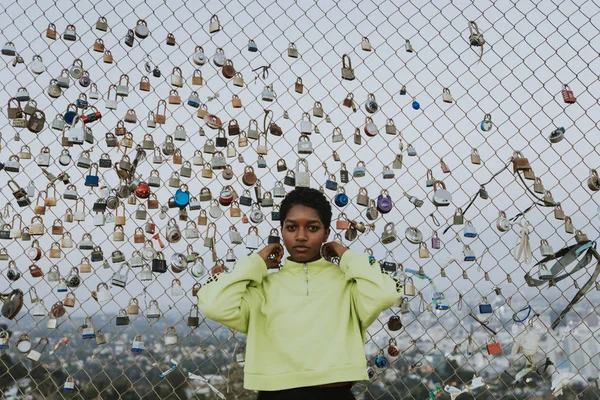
[512, 151, 531, 173]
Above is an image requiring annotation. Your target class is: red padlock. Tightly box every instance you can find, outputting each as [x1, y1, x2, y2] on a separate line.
[561, 84, 576, 104]
[135, 182, 151, 199]
[218, 188, 233, 206]
[81, 106, 102, 124]
[241, 214, 249, 224]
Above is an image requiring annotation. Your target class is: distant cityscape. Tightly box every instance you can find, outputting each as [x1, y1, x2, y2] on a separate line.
[1, 295, 599, 399]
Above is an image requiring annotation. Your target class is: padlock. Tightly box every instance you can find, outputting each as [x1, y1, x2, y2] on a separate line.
[365, 93, 378, 113]
[27, 337, 48, 362]
[381, 222, 397, 244]
[356, 187, 369, 206]
[116, 74, 130, 97]
[297, 134, 313, 154]
[479, 297, 492, 313]
[587, 169, 600, 191]
[116, 309, 130, 326]
[431, 232, 441, 249]
[496, 211, 510, 232]
[486, 336, 502, 355]
[419, 242, 429, 258]
[288, 42, 298, 58]
[63, 24, 77, 41]
[540, 239, 554, 257]
[262, 84, 276, 102]
[442, 87, 453, 103]
[554, 203, 565, 220]
[152, 251, 167, 273]
[407, 143, 417, 156]
[209, 14, 220, 32]
[575, 230, 589, 243]
[131, 335, 145, 353]
[549, 127, 565, 143]
[363, 117, 377, 137]
[561, 84, 576, 104]
[341, 54, 355, 80]
[170, 279, 184, 297]
[440, 159, 451, 174]
[512, 151, 532, 173]
[463, 245, 476, 261]
[376, 190, 393, 214]
[353, 160, 366, 177]
[188, 305, 200, 327]
[463, 221, 477, 238]
[432, 180, 452, 207]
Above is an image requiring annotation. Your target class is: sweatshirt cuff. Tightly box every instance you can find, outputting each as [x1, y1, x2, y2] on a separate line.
[239, 252, 269, 281]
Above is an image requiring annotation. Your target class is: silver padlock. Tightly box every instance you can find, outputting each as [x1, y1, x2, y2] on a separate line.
[432, 180, 452, 207]
[245, 226, 261, 250]
[131, 335, 145, 353]
[381, 222, 397, 244]
[540, 239, 554, 257]
[111, 263, 129, 288]
[146, 300, 160, 319]
[463, 221, 477, 238]
[164, 327, 178, 345]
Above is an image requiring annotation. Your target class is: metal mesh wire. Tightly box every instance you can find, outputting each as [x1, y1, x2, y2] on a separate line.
[1, 0, 600, 398]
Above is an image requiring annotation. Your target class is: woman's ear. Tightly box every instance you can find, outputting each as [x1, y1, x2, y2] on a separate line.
[323, 227, 331, 242]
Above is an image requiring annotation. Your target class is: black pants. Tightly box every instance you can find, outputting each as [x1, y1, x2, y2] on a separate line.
[256, 384, 355, 400]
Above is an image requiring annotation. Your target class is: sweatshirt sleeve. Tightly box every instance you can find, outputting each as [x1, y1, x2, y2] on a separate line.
[339, 249, 402, 330]
[196, 252, 267, 334]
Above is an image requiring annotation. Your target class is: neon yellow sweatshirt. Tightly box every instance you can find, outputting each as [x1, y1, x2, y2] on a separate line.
[196, 249, 402, 391]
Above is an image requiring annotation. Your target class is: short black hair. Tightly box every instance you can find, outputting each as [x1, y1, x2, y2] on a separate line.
[280, 188, 332, 230]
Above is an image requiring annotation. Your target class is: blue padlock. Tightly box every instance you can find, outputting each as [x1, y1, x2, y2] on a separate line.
[248, 39, 258, 52]
[75, 94, 88, 109]
[334, 191, 348, 207]
[325, 175, 338, 191]
[479, 297, 492, 313]
[63, 104, 79, 125]
[174, 185, 190, 208]
[84, 164, 99, 187]
[85, 175, 99, 187]
[412, 100, 420, 110]
[374, 351, 388, 368]
[257, 156, 267, 168]
[271, 209, 280, 221]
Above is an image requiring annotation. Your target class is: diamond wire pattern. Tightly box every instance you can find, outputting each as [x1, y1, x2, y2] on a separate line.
[0, 0, 599, 399]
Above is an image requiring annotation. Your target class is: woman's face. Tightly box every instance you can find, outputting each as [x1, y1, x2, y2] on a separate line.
[281, 205, 330, 263]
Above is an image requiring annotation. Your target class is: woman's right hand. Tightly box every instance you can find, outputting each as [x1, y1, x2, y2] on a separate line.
[257, 243, 284, 269]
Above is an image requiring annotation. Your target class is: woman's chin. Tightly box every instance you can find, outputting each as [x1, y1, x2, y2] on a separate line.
[290, 251, 319, 262]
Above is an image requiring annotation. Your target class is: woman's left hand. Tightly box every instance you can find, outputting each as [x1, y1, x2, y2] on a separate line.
[322, 241, 349, 263]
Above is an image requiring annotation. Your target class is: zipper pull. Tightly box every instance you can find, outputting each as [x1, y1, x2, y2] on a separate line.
[303, 263, 309, 296]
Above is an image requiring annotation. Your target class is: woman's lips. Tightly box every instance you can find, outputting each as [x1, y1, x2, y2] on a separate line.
[294, 246, 309, 252]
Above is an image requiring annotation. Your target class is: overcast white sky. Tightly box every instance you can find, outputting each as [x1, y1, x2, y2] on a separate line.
[0, 0, 599, 345]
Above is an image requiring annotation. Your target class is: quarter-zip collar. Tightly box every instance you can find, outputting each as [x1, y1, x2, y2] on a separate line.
[279, 256, 336, 296]
[279, 256, 333, 275]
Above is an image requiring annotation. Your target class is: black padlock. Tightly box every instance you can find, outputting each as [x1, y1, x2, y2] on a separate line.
[92, 198, 107, 212]
[67, 275, 81, 288]
[152, 67, 161, 77]
[284, 174, 295, 187]
[381, 261, 397, 272]
[124, 29, 134, 47]
[152, 255, 167, 273]
[340, 168, 349, 184]
[239, 194, 253, 207]
[387, 315, 402, 331]
[215, 136, 227, 147]
[116, 314, 130, 326]
[267, 229, 280, 244]
[91, 249, 104, 262]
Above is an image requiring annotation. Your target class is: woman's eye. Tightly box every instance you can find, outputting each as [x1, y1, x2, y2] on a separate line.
[309, 226, 319, 231]
[286, 226, 295, 231]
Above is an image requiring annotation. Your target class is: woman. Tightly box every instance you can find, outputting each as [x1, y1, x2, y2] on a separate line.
[197, 187, 402, 400]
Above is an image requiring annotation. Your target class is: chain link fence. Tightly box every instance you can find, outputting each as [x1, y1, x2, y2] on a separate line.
[1, 0, 600, 398]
